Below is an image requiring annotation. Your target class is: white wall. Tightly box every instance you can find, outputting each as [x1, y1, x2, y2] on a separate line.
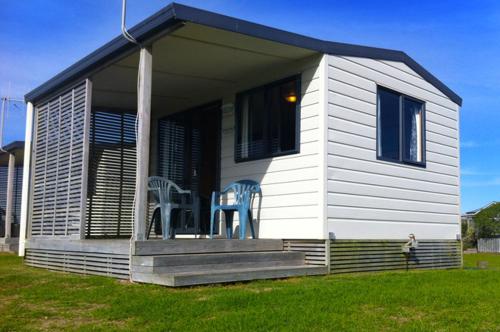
[326, 55, 461, 240]
[220, 56, 325, 239]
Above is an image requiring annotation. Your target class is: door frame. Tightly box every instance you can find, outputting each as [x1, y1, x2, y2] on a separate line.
[156, 100, 222, 235]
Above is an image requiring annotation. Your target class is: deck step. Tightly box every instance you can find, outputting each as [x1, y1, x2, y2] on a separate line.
[0, 238, 19, 253]
[132, 251, 305, 273]
[133, 239, 284, 256]
[131, 265, 328, 286]
[0, 245, 17, 252]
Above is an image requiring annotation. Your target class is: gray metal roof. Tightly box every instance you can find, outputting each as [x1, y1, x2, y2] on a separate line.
[1, 141, 24, 154]
[25, 2, 462, 106]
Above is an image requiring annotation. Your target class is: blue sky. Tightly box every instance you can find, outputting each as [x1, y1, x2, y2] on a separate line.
[0, 0, 498, 212]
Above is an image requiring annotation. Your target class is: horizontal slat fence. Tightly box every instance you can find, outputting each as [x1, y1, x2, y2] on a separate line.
[86, 109, 137, 238]
[13, 166, 23, 225]
[25, 249, 129, 279]
[0, 166, 6, 237]
[330, 240, 461, 273]
[1, 165, 24, 236]
[283, 240, 328, 266]
[0, 166, 7, 214]
[478, 238, 500, 253]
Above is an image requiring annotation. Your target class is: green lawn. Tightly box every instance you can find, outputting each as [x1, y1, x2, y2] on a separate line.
[0, 253, 499, 332]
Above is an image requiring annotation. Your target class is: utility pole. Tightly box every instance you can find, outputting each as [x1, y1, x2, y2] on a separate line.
[0, 94, 25, 241]
[0, 96, 25, 150]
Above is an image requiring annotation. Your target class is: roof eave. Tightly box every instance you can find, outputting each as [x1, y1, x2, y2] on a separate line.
[24, 3, 181, 104]
[172, 3, 462, 106]
[24, 2, 462, 106]
[2, 141, 25, 154]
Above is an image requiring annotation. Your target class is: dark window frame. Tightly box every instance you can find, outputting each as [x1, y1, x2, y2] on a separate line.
[234, 75, 301, 163]
[376, 86, 426, 168]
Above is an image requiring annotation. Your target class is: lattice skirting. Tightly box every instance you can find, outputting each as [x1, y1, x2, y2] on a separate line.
[25, 249, 130, 279]
[330, 240, 461, 274]
[283, 240, 328, 266]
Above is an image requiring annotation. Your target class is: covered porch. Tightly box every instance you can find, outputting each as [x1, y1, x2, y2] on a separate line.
[23, 15, 328, 285]
[85, 22, 321, 241]
[0, 141, 24, 252]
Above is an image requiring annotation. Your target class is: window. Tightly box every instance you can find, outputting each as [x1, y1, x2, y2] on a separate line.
[235, 76, 300, 162]
[377, 87, 425, 166]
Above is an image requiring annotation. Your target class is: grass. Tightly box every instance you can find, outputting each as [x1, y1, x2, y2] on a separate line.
[0, 253, 499, 331]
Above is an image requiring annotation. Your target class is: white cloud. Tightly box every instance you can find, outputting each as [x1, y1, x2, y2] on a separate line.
[461, 167, 500, 177]
[461, 140, 500, 148]
[461, 168, 480, 176]
[462, 177, 500, 187]
[461, 140, 479, 148]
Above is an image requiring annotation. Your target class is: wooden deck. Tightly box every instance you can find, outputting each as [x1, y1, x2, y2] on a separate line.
[23, 238, 328, 285]
[24, 238, 130, 278]
[23, 238, 461, 285]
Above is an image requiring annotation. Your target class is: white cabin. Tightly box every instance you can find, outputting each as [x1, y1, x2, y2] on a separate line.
[19, 3, 462, 285]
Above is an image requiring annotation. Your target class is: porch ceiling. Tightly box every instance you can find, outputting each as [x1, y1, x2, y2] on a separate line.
[0, 142, 25, 166]
[0, 151, 24, 167]
[91, 23, 317, 111]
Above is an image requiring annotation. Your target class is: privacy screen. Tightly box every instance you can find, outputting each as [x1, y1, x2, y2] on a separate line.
[30, 81, 89, 237]
[86, 109, 137, 238]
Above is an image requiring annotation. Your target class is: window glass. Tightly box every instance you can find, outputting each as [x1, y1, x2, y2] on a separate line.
[377, 87, 426, 166]
[238, 91, 266, 159]
[236, 77, 300, 162]
[403, 98, 424, 163]
[378, 89, 400, 161]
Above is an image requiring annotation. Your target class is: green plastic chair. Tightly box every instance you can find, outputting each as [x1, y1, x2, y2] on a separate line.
[148, 176, 199, 239]
[210, 180, 261, 239]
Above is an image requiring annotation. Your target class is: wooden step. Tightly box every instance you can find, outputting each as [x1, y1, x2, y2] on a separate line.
[131, 251, 305, 273]
[0, 238, 19, 253]
[0, 245, 17, 253]
[133, 239, 284, 256]
[131, 265, 328, 287]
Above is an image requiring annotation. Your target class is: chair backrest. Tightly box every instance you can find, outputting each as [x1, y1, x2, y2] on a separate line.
[148, 176, 189, 205]
[223, 180, 261, 206]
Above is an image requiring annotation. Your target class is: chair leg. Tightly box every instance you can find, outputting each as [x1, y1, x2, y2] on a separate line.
[248, 210, 256, 239]
[169, 208, 177, 240]
[146, 209, 156, 240]
[160, 206, 167, 240]
[193, 197, 200, 239]
[162, 204, 172, 240]
[238, 207, 248, 240]
[210, 209, 216, 239]
[225, 211, 234, 239]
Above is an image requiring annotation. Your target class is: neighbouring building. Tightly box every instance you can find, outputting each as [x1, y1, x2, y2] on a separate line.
[0, 141, 24, 252]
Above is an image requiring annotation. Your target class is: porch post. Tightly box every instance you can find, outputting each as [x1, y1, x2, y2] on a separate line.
[19, 102, 34, 256]
[134, 47, 152, 241]
[4, 152, 15, 239]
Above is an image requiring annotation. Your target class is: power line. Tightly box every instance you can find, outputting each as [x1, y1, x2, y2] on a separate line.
[0, 95, 26, 152]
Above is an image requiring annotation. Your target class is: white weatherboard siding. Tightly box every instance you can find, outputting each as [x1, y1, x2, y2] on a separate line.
[327, 55, 460, 240]
[220, 56, 324, 239]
